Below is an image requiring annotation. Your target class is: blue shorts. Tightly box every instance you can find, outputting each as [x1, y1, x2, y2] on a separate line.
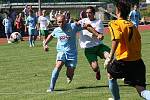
[56, 52, 77, 68]
[5, 26, 12, 34]
[28, 28, 37, 36]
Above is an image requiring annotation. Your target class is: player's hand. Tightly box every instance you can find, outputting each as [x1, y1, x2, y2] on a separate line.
[104, 57, 111, 69]
[83, 23, 91, 29]
[38, 36, 41, 40]
[44, 45, 49, 52]
[97, 34, 104, 40]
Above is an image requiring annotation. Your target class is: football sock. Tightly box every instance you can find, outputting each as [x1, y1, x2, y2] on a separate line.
[141, 90, 150, 100]
[109, 79, 120, 100]
[29, 37, 32, 46]
[32, 40, 35, 46]
[50, 67, 59, 90]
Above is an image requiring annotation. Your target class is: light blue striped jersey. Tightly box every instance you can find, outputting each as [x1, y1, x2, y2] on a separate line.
[51, 23, 82, 54]
[26, 15, 37, 29]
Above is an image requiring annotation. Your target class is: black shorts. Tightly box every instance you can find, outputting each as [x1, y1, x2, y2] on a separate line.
[107, 59, 146, 87]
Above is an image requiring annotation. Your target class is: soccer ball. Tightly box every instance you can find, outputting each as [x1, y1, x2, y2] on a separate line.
[10, 32, 22, 43]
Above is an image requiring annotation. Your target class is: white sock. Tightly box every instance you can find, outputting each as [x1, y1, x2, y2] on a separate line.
[141, 90, 150, 100]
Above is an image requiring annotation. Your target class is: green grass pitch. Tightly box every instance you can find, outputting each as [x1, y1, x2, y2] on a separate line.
[0, 31, 150, 100]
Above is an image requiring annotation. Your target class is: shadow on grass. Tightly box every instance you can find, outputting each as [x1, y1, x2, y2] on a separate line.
[54, 83, 150, 92]
[77, 83, 150, 89]
[76, 84, 129, 90]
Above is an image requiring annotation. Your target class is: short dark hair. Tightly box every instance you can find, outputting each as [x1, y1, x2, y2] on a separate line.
[116, 2, 131, 20]
[29, 9, 33, 14]
[86, 6, 95, 15]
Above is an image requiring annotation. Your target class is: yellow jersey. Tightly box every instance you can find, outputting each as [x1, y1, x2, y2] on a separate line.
[108, 18, 141, 61]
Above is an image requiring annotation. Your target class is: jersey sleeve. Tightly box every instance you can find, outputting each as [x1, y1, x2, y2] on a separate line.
[51, 28, 57, 38]
[25, 17, 28, 25]
[108, 21, 122, 41]
[71, 23, 83, 32]
[129, 11, 133, 17]
[96, 20, 104, 33]
[38, 16, 41, 23]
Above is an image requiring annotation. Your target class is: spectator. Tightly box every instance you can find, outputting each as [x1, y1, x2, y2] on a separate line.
[15, 13, 25, 40]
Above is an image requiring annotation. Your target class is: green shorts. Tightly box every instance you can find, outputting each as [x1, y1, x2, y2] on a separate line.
[85, 44, 110, 63]
[40, 30, 49, 36]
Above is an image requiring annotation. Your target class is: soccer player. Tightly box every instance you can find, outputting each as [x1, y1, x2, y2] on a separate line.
[43, 15, 103, 92]
[105, 2, 150, 100]
[25, 10, 37, 47]
[2, 14, 13, 43]
[37, 10, 51, 46]
[79, 6, 110, 80]
[129, 4, 141, 27]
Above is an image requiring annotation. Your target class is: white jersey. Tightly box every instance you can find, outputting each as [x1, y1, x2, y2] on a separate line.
[38, 16, 50, 30]
[79, 18, 104, 48]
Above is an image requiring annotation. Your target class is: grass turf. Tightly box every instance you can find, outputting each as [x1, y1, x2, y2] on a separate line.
[0, 31, 150, 100]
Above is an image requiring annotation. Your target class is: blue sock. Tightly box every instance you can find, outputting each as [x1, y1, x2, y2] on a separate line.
[29, 37, 32, 46]
[109, 79, 120, 100]
[49, 67, 59, 90]
[141, 90, 150, 100]
[32, 40, 35, 46]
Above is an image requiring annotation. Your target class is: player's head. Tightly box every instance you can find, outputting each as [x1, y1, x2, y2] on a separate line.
[86, 6, 95, 20]
[29, 10, 34, 16]
[115, 2, 131, 20]
[133, 4, 138, 11]
[5, 13, 9, 18]
[42, 10, 46, 16]
[80, 10, 87, 19]
[56, 15, 66, 28]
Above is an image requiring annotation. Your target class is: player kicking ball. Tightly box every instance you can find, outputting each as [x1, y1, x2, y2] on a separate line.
[44, 14, 103, 92]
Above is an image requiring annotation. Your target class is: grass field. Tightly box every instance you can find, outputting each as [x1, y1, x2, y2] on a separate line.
[0, 30, 150, 100]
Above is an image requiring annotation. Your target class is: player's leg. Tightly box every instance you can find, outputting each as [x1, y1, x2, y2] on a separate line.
[44, 30, 49, 40]
[97, 44, 111, 68]
[5, 27, 11, 43]
[108, 73, 120, 100]
[47, 60, 64, 92]
[40, 30, 45, 46]
[66, 67, 75, 84]
[47, 52, 66, 92]
[85, 47, 101, 80]
[90, 61, 101, 80]
[130, 59, 150, 99]
[65, 59, 77, 84]
[28, 29, 33, 47]
[31, 29, 36, 47]
[107, 60, 125, 100]
[135, 85, 150, 99]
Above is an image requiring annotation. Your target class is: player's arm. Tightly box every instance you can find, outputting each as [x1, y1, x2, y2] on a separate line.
[109, 39, 119, 60]
[24, 18, 28, 32]
[76, 21, 104, 40]
[84, 24, 104, 40]
[43, 34, 54, 51]
[104, 39, 118, 68]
